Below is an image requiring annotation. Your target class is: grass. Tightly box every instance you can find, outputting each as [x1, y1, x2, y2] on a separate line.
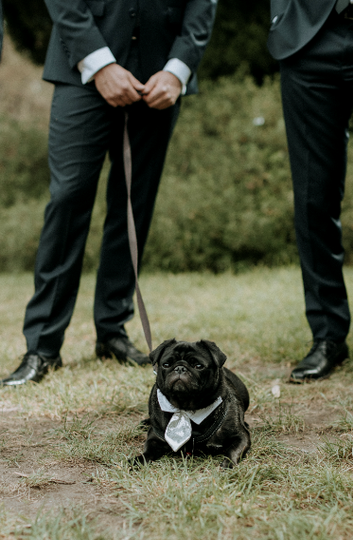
[0, 506, 106, 540]
[0, 268, 353, 539]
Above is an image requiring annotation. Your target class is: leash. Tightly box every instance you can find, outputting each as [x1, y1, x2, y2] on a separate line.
[123, 110, 153, 352]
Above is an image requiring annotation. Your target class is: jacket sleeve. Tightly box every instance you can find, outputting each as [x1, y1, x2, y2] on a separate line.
[44, 0, 108, 68]
[0, 0, 3, 61]
[167, 0, 218, 73]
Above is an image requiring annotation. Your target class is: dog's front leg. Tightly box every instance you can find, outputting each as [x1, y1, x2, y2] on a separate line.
[221, 431, 251, 468]
[130, 430, 170, 466]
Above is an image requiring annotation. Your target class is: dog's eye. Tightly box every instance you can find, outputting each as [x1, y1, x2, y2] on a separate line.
[195, 364, 203, 370]
[162, 362, 170, 368]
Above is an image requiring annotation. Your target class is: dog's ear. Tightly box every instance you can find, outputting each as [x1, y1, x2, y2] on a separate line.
[197, 340, 227, 368]
[149, 338, 177, 371]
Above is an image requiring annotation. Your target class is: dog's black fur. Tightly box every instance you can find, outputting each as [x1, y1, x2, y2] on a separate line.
[133, 338, 251, 468]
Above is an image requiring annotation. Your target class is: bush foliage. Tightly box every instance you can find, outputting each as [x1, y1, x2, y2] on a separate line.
[199, 0, 277, 82]
[144, 73, 296, 272]
[0, 118, 50, 206]
[2, 0, 276, 82]
[2, 73, 353, 273]
[2, 0, 52, 65]
[1, 74, 290, 273]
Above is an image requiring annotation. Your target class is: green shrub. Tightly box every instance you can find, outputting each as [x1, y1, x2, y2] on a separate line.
[3, 0, 277, 81]
[0, 118, 49, 271]
[0, 117, 107, 271]
[199, 0, 277, 82]
[2, 0, 52, 65]
[0, 199, 46, 271]
[2, 74, 353, 273]
[144, 73, 297, 272]
[145, 73, 353, 271]
[0, 117, 50, 206]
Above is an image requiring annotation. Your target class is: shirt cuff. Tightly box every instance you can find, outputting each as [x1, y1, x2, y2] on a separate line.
[163, 58, 192, 96]
[77, 47, 116, 84]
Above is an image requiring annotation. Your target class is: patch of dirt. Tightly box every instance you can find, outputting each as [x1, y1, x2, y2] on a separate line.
[236, 357, 290, 381]
[0, 366, 351, 532]
[247, 404, 342, 430]
[0, 413, 127, 532]
[275, 431, 323, 453]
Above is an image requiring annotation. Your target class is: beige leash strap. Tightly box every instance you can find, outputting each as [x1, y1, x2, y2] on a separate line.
[123, 110, 153, 352]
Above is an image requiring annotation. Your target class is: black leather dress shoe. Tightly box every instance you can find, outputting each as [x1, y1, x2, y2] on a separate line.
[96, 336, 150, 366]
[0, 353, 62, 386]
[290, 340, 349, 383]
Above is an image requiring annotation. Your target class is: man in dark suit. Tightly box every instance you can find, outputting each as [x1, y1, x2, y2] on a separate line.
[1, 0, 217, 386]
[0, 0, 3, 59]
[268, 0, 353, 381]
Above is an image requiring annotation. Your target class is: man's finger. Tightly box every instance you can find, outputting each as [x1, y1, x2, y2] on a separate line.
[142, 86, 163, 104]
[130, 75, 146, 94]
[143, 95, 173, 110]
[142, 75, 158, 96]
[94, 63, 144, 106]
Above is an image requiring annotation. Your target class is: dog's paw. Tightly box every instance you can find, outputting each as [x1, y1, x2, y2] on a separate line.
[138, 418, 151, 430]
[128, 454, 148, 468]
[220, 457, 235, 469]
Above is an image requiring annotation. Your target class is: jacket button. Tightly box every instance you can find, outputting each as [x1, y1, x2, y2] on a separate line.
[129, 8, 136, 17]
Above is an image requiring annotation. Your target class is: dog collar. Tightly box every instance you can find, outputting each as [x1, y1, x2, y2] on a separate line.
[157, 389, 223, 452]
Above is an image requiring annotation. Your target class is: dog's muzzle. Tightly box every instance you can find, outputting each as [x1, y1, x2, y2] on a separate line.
[173, 365, 188, 375]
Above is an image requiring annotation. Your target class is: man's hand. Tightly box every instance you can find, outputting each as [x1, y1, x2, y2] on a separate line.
[94, 63, 145, 107]
[142, 71, 182, 110]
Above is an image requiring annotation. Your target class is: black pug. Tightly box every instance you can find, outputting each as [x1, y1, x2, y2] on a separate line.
[133, 338, 251, 468]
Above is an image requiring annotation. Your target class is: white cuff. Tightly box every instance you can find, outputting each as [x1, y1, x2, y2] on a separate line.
[163, 58, 192, 96]
[77, 47, 116, 84]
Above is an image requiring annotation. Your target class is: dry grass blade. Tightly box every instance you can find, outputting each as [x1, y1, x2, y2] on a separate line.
[13, 472, 76, 485]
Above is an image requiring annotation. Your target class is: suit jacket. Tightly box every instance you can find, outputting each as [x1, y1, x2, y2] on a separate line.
[0, 0, 3, 60]
[42, 0, 217, 94]
[267, 0, 336, 60]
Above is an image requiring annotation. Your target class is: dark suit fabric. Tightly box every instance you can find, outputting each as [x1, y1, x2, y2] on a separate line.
[24, 80, 179, 356]
[0, 0, 3, 59]
[24, 84, 179, 355]
[270, 6, 353, 341]
[267, 0, 336, 60]
[43, 0, 217, 94]
[22, 0, 218, 356]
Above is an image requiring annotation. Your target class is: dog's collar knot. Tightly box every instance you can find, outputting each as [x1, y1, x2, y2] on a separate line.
[157, 389, 223, 452]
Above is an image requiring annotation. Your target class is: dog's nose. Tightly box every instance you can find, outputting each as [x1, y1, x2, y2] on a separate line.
[174, 365, 187, 374]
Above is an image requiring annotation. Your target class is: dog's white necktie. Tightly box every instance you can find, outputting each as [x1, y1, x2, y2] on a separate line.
[157, 389, 223, 452]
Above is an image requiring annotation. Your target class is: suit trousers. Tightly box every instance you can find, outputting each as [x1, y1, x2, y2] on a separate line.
[280, 12, 353, 341]
[23, 54, 180, 357]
